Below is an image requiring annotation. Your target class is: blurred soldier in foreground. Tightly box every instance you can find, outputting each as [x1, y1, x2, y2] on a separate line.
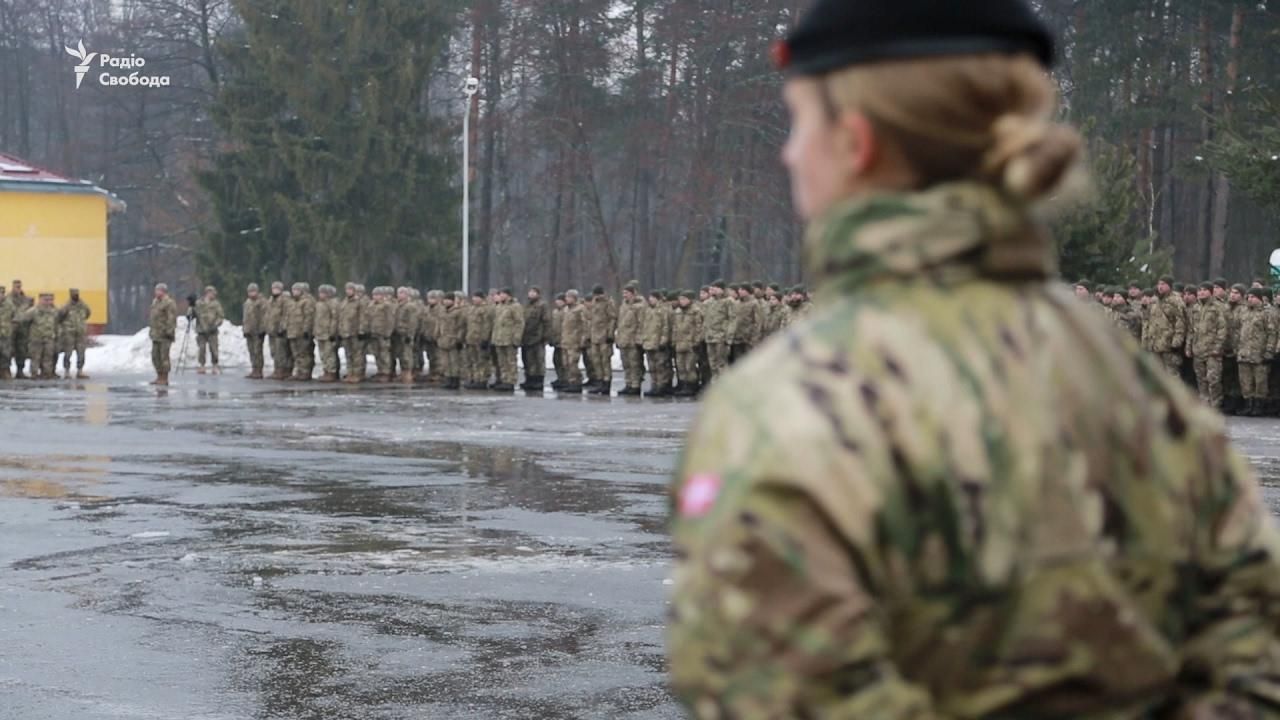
[148, 283, 177, 386]
[668, 0, 1280, 716]
[194, 286, 224, 374]
[57, 288, 92, 379]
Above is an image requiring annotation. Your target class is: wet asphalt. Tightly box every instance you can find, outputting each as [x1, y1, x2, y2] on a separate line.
[0, 373, 694, 719]
[3, 374, 1280, 719]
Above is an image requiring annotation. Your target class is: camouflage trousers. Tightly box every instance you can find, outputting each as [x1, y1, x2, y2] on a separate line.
[317, 339, 339, 376]
[369, 336, 392, 377]
[391, 333, 413, 375]
[290, 337, 315, 378]
[152, 340, 172, 375]
[12, 325, 28, 370]
[61, 332, 88, 369]
[582, 343, 599, 383]
[645, 348, 672, 389]
[270, 333, 293, 375]
[592, 343, 612, 383]
[675, 349, 698, 387]
[521, 343, 545, 381]
[620, 345, 645, 390]
[29, 337, 56, 377]
[245, 334, 265, 373]
[197, 332, 219, 367]
[550, 346, 564, 381]
[1157, 351, 1182, 377]
[495, 345, 519, 385]
[466, 344, 490, 384]
[707, 342, 730, 378]
[1193, 356, 1224, 409]
[441, 345, 460, 380]
[559, 346, 583, 387]
[1240, 362, 1269, 399]
[343, 337, 365, 378]
[0, 336, 10, 376]
[427, 342, 443, 381]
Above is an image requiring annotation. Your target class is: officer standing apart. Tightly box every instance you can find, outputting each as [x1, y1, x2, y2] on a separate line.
[149, 283, 177, 386]
[195, 286, 225, 374]
[668, 0, 1280, 716]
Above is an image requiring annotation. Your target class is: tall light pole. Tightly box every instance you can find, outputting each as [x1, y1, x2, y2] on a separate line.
[462, 76, 479, 295]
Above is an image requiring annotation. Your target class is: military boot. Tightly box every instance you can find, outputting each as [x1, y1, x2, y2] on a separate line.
[645, 384, 671, 398]
[14, 367, 26, 379]
[318, 373, 338, 383]
[563, 383, 583, 393]
[526, 376, 545, 392]
[590, 380, 611, 396]
[550, 378, 566, 390]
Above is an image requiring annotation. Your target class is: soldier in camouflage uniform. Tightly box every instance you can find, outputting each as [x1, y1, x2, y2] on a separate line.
[0, 286, 11, 380]
[1237, 288, 1274, 416]
[423, 290, 444, 383]
[338, 282, 363, 383]
[286, 282, 316, 381]
[671, 291, 703, 396]
[1106, 287, 1142, 342]
[558, 290, 587, 392]
[702, 281, 732, 380]
[1146, 276, 1187, 377]
[549, 294, 567, 389]
[57, 288, 92, 379]
[148, 283, 177, 386]
[490, 288, 522, 392]
[614, 283, 645, 396]
[367, 287, 396, 382]
[19, 293, 59, 379]
[193, 286, 224, 374]
[521, 287, 551, 391]
[1189, 282, 1228, 409]
[728, 285, 758, 363]
[463, 291, 494, 389]
[392, 287, 420, 383]
[1222, 284, 1247, 414]
[587, 286, 618, 394]
[641, 289, 671, 397]
[6, 280, 32, 378]
[670, 1, 1280, 715]
[695, 287, 712, 387]
[266, 281, 294, 379]
[242, 284, 269, 379]
[314, 285, 340, 382]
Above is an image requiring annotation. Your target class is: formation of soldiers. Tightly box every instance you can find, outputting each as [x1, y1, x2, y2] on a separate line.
[1083, 275, 1280, 416]
[160, 279, 814, 394]
[0, 280, 94, 380]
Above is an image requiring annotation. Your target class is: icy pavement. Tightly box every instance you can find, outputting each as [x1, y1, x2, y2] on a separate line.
[0, 373, 694, 719]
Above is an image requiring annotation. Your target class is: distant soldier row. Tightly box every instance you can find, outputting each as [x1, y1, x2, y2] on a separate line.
[168, 280, 813, 395]
[0, 280, 94, 380]
[1079, 276, 1280, 416]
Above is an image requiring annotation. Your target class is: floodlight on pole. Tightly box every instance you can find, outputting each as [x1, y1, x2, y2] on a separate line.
[462, 76, 479, 295]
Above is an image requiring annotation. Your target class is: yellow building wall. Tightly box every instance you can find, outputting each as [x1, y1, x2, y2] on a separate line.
[0, 190, 109, 326]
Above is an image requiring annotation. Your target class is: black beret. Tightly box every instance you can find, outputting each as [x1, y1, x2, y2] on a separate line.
[472, 290, 485, 298]
[775, 0, 1055, 76]
[592, 285, 605, 295]
[1158, 275, 1175, 285]
[1249, 287, 1267, 299]
[1232, 283, 1248, 293]
[711, 279, 726, 289]
[1198, 281, 1215, 291]
[1213, 277, 1228, 289]
[1074, 279, 1091, 291]
[680, 290, 695, 300]
[1143, 288, 1156, 297]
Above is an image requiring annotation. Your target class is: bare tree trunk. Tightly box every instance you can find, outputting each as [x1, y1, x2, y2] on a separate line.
[1197, 10, 1215, 276]
[1209, 4, 1243, 277]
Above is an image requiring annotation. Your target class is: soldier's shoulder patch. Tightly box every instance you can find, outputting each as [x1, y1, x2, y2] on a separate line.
[678, 473, 722, 518]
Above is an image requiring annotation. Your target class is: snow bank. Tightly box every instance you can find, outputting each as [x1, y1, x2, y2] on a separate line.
[89, 319, 623, 375]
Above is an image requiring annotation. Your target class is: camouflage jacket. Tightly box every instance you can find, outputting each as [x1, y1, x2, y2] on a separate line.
[521, 300, 551, 346]
[464, 302, 494, 345]
[338, 297, 362, 338]
[1147, 292, 1186, 353]
[314, 298, 339, 340]
[266, 294, 293, 336]
[1190, 298, 1228, 359]
[549, 306, 564, 347]
[493, 301, 524, 346]
[357, 296, 373, 335]
[672, 305, 703, 353]
[285, 294, 316, 339]
[0, 297, 12, 337]
[438, 304, 465, 347]
[560, 303, 588, 349]
[640, 303, 670, 351]
[57, 299, 92, 338]
[368, 299, 395, 338]
[149, 296, 177, 342]
[1237, 305, 1274, 365]
[20, 305, 59, 342]
[1106, 302, 1143, 342]
[1226, 302, 1245, 356]
[421, 303, 442, 343]
[393, 300, 419, 337]
[701, 297, 732, 344]
[195, 298, 224, 335]
[728, 297, 757, 344]
[615, 298, 644, 346]
[670, 182, 1280, 719]
[589, 296, 618, 344]
[242, 297, 269, 336]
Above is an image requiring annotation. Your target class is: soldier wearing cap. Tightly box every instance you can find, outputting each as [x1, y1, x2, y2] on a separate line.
[148, 283, 177, 385]
[57, 288, 92, 379]
[0, 285, 10, 380]
[242, 283, 269, 379]
[265, 281, 294, 379]
[194, 285, 225, 375]
[668, 0, 1280, 715]
[18, 292, 60, 379]
[1237, 287, 1274, 416]
[521, 286, 551, 392]
[6, 279, 32, 378]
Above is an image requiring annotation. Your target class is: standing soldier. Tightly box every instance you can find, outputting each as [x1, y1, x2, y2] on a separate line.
[1189, 281, 1228, 409]
[392, 287, 420, 384]
[549, 294, 567, 389]
[439, 291, 465, 389]
[615, 282, 645, 396]
[463, 290, 494, 389]
[57, 288, 92, 379]
[19, 293, 59, 379]
[286, 283, 316, 381]
[558, 290, 588, 393]
[672, 291, 703, 396]
[694, 287, 712, 388]
[367, 287, 396, 382]
[314, 285, 340, 382]
[148, 283, 177, 386]
[729, 284, 758, 363]
[1224, 284, 1247, 414]
[7, 279, 32, 378]
[1237, 288, 1273, 416]
[242, 284, 269, 379]
[1147, 276, 1187, 377]
[1107, 288, 1142, 342]
[0, 285, 10, 379]
[641, 289, 672, 397]
[702, 281, 731, 381]
[587, 286, 618, 394]
[266, 281, 294, 380]
[194, 286, 225, 375]
[411, 289, 429, 381]
[521, 286, 551, 391]
[490, 288, 522, 392]
[422, 290, 444, 383]
[339, 282, 363, 383]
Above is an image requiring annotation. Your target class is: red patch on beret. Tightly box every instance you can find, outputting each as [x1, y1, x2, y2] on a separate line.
[679, 473, 723, 518]
[770, 39, 791, 70]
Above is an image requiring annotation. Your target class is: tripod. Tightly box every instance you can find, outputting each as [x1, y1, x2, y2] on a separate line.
[175, 312, 195, 374]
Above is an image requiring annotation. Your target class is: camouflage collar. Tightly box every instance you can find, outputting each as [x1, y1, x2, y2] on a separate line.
[805, 182, 1055, 292]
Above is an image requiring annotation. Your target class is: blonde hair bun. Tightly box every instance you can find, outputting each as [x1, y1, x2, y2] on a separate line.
[984, 114, 1084, 202]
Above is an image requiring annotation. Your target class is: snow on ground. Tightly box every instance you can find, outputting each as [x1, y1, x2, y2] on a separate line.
[89, 319, 623, 375]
